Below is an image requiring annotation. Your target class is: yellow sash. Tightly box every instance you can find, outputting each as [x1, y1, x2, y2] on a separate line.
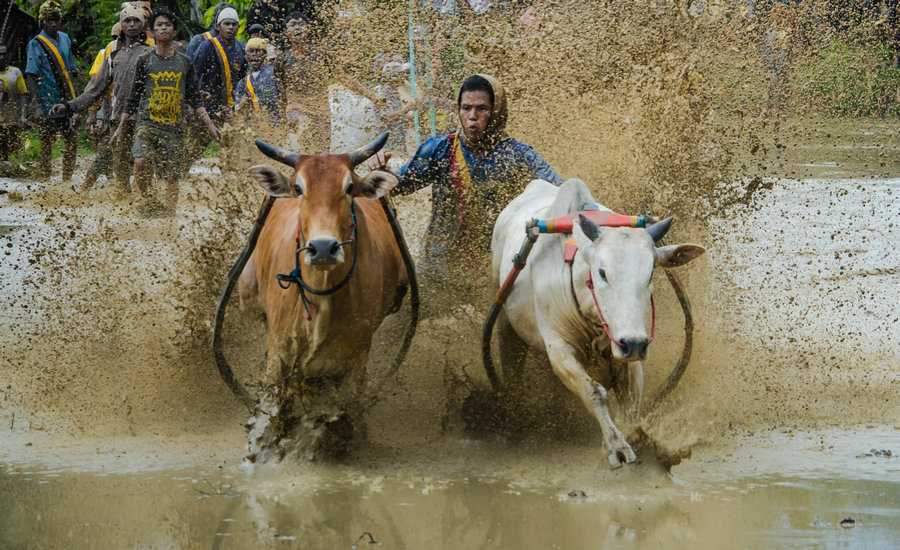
[211, 37, 233, 108]
[36, 34, 75, 100]
[245, 74, 260, 112]
[451, 131, 472, 201]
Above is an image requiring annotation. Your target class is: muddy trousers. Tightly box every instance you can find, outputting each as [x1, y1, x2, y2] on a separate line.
[181, 116, 213, 178]
[38, 117, 76, 180]
[110, 120, 135, 193]
[0, 125, 22, 161]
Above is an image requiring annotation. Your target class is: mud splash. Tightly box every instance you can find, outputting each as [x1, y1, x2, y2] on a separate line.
[2, 5, 900, 545]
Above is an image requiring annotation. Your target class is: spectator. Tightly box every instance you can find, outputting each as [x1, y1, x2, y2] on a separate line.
[186, 2, 235, 59]
[247, 0, 292, 51]
[112, 8, 220, 217]
[273, 12, 375, 152]
[80, 23, 121, 192]
[185, 6, 245, 166]
[0, 45, 29, 162]
[50, 4, 153, 196]
[24, 0, 78, 181]
[247, 23, 278, 60]
[235, 38, 281, 127]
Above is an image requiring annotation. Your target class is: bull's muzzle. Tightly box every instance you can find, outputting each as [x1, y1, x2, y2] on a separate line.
[619, 338, 648, 360]
[306, 237, 343, 267]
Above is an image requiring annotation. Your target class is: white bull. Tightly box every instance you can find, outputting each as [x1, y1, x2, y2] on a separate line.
[492, 179, 705, 468]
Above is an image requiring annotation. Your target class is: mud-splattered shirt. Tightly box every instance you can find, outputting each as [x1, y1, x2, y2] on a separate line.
[126, 50, 202, 133]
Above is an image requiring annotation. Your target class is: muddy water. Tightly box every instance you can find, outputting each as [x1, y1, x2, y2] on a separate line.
[2, 429, 899, 549]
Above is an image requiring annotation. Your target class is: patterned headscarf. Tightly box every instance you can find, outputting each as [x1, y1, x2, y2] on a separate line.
[119, 2, 146, 23]
[38, 1, 62, 22]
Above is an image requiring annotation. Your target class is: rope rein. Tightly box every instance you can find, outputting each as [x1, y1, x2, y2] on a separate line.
[275, 202, 359, 321]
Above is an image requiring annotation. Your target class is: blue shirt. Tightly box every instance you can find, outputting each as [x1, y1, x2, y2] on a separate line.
[186, 31, 214, 60]
[396, 131, 563, 271]
[25, 30, 77, 118]
[234, 64, 281, 126]
[193, 37, 246, 120]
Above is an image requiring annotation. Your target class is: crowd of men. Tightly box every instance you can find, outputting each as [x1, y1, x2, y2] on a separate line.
[13, 0, 426, 217]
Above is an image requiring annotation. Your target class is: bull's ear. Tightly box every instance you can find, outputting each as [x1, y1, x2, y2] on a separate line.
[655, 244, 706, 268]
[356, 170, 398, 199]
[249, 165, 298, 198]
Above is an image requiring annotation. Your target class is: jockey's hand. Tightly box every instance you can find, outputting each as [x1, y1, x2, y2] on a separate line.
[366, 150, 392, 172]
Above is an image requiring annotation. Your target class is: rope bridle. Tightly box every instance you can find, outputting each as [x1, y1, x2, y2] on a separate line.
[276, 201, 359, 321]
[569, 251, 656, 350]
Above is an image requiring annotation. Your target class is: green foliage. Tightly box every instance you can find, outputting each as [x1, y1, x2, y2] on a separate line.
[804, 38, 900, 117]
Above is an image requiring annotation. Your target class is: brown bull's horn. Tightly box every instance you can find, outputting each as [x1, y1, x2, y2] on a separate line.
[645, 216, 674, 243]
[348, 131, 389, 167]
[255, 139, 300, 168]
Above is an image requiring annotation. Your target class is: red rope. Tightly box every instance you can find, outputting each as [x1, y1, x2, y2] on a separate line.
[586, 274, 656, 348]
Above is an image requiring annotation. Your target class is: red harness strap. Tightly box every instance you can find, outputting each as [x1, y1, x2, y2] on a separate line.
[567, 243, 657, 348]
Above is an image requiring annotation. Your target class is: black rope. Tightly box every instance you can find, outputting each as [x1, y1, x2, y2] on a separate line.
[275, 203, 359, 320]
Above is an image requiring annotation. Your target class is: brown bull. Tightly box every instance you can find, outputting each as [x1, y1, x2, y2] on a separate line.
[240, 134, 408, 461]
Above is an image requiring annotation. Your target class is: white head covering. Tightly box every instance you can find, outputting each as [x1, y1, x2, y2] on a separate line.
[216, 7, 239, 25]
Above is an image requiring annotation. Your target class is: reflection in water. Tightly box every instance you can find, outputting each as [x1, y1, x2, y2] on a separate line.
[1, 461, 898, 549]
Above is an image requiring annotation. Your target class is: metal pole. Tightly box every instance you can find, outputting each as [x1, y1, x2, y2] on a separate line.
[420, 0, 437, 137]
[407, 0, 421, 144]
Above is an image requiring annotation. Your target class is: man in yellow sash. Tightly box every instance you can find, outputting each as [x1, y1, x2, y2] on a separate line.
[368, 74, 563, 283]
[184, 6, 245, 168]
[24, 1, 78, 180]
[234, 38, 280, 127]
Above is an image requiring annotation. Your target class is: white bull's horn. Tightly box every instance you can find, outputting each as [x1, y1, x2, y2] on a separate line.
[348, 131, 389, 167]
[645, 216, 674, 243]
[255, 139, 300, 168]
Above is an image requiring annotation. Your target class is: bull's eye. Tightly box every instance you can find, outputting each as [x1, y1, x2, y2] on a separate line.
[597, 268, 607, 282]
[346, 182, 354, 195]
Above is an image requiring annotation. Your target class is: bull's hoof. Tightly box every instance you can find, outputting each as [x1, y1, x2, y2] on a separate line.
[608, 445, 637, 469]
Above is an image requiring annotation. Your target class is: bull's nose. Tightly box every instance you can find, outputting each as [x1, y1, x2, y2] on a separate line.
[306, 237, 341, 266]
[619, 338, 648, 360]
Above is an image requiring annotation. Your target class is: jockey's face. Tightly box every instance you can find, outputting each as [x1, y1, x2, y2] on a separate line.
[459, 90, 492, 143]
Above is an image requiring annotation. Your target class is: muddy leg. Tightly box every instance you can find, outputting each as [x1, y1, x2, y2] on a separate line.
[163, 176, 178, 212]
[133, 157, 152, 197]
[38, 125, 53, 179]
[61, 124, 76, 181]
[611, 358, 644, 429]
[546, 335, 636, 469]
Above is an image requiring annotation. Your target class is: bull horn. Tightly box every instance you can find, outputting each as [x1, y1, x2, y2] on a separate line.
[645, 216, 674, 243]
[348, 131, 389, 167]
[255, 139, 300, 168]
